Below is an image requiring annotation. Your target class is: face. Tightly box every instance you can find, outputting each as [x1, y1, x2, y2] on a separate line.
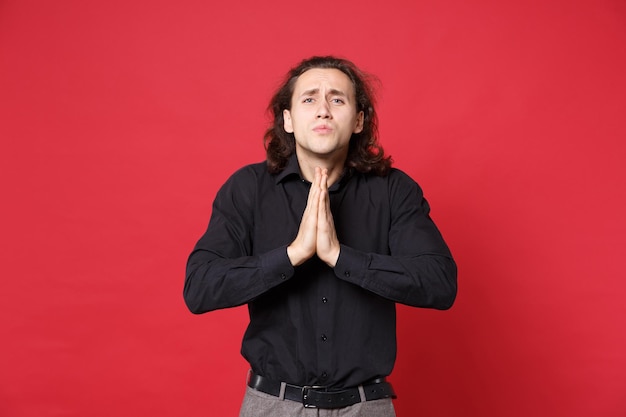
[283, 68, 364, 163]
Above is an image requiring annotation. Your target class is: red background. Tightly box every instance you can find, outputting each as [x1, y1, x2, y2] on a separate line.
[1, 0, 625, 416]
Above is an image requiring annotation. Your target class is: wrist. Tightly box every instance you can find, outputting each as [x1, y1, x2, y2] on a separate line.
[287, 244, 307, 266]
[322, 246, 340, 268]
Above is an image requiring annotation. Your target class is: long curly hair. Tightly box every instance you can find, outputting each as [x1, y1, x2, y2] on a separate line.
[264, 56, 392, 176]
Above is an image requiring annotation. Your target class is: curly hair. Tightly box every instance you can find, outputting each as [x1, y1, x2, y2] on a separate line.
[264, 56, 392, 176]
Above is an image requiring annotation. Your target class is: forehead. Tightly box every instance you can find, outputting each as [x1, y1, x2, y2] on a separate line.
[292, 68, 355, 97]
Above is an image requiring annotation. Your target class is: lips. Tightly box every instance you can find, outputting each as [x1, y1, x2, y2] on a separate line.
[313, 125, 333, 133]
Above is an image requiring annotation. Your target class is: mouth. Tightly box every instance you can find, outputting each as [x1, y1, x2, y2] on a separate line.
[313, 125, 333, 134]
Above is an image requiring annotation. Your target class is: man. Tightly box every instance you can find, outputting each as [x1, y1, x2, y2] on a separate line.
[184, 56, 457, 416]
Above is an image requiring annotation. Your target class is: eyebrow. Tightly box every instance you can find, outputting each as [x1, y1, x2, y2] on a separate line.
[300, 88, 349, 98]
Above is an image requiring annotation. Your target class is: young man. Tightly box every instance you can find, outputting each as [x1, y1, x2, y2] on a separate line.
[184, 56, 457, 416]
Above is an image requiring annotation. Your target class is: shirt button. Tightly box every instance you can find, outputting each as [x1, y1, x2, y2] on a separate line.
[321, 372, 328, 380]
[322, 297, 328, 303]
[321, 334, 328, 342]
[280, 273, 286, 280]
[344, 271, 350, 277]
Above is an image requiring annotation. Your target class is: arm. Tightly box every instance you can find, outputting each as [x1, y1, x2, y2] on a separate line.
[183, 168, 295, 314]
[334, 171, 457, 309]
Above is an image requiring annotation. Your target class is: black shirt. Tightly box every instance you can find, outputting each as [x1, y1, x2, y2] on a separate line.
[184, 155, 457, 389]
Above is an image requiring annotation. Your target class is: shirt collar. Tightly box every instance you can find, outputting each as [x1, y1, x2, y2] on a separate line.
[274, 154, 303, 184]
[274, 153, 354, 191]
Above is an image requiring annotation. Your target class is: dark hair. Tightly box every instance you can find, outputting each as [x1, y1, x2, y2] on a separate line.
[264, 56, 392, 175]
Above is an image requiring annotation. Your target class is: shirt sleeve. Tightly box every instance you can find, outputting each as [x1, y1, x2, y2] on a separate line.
[183, 168, 295, 314]
[333, 170, 457, 309]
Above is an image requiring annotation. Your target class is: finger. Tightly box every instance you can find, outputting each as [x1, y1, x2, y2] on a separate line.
[314, 166, 322, 187]
[316, 181, 340, 267]
[320, 168, 328, 191]
[288, 171, 321, 266]
[317, 170, 334, 234]
[319, 169, 331, 214]
[305, 168, 321, 212]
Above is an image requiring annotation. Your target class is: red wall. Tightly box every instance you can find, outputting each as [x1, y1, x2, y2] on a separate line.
[1, 1, 625, 416]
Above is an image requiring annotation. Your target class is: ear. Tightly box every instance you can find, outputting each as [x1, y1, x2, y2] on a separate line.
[353, 111, 364, 134]
[283, 109, 294, 133]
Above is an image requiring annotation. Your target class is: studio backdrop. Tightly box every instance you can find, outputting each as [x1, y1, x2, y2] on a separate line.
[1, 0, 625, 416]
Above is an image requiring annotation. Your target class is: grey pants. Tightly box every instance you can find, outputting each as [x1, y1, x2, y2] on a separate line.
[239, 386, 397, 417]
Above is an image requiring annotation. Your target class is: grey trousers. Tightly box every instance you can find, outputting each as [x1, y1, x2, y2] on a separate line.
[239, 386, 397, 417]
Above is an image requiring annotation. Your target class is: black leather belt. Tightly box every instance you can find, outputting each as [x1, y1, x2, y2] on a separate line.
[247, 372, 396, 409]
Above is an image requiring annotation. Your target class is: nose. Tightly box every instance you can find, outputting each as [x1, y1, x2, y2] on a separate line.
[316, 100, 331, 119]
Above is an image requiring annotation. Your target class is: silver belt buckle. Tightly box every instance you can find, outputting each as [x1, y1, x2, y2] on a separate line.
[302, 385, 325, 408]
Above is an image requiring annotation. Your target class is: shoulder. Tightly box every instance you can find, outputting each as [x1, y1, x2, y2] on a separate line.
[215, 161, 270, 205]
[387, 168, 417, 183]
[220, 161, 273, 191]
[381, 168, 425, 201]
[227, 160, 270, 182]
[361, 168, 421, 191]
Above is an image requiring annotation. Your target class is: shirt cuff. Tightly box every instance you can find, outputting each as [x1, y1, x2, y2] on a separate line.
[334, 244, 369, 285]
[260, 245, 295, 287]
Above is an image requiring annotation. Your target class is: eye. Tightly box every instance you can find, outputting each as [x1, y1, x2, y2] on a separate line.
[303, 97, 314, 103]
[331, 98, 345, 104]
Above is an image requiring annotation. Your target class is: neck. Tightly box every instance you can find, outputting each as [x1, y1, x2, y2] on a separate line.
[296, 151, 346, 185]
